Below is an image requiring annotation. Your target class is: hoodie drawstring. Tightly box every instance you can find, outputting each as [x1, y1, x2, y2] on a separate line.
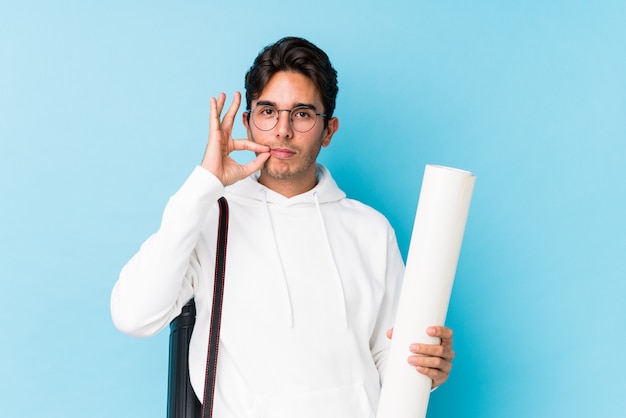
[313, 191, 349, 328]
[261, 190, 349, 329]
[263, 190, 295, 328]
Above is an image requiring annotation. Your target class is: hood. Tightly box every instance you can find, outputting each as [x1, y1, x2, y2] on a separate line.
[226, 164, 346, 206]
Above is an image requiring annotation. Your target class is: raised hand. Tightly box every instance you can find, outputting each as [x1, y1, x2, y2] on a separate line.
[201, 92, 270, 186]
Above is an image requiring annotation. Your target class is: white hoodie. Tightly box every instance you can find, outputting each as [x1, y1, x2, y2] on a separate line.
[111, 164, 405, 418]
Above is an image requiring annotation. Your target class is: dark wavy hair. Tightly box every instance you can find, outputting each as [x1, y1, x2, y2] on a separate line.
[244, 37, 338, 123]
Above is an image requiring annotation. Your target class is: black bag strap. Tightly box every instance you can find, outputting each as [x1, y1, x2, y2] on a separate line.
[201, 197, 229, 418]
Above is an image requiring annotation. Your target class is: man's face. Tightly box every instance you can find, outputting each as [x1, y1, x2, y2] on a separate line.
[243, 71, 338, 195]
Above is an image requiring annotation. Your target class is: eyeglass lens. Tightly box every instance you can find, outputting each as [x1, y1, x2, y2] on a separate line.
[251, 106, 320, 133]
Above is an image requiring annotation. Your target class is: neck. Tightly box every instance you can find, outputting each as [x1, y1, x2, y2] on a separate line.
[258, 171, 318, 198]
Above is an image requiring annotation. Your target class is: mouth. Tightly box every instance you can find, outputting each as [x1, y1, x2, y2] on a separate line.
[269, 147, 296, 159]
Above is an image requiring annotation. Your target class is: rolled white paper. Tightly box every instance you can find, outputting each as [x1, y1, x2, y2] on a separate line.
[376, 164, 475, 418]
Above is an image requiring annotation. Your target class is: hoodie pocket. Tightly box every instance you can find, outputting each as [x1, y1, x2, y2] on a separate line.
[255, 381, 374, 418]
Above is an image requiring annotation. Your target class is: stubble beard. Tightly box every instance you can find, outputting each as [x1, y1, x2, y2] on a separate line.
[263, 147, 318, 181]
[252, 133, 323, 182]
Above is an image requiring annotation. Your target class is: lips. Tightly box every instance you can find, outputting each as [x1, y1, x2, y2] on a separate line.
[270, 148, 296, 159]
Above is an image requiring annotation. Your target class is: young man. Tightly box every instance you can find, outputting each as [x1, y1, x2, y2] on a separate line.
[111, 36, 454, 417]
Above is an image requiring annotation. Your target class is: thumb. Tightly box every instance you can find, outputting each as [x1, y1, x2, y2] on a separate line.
[386, 327, 394, 339]
[239, 152, 270, 179]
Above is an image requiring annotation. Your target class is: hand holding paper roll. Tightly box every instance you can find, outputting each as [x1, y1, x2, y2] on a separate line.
[387, 325, 455, 388]
[377, 165, 475, 418]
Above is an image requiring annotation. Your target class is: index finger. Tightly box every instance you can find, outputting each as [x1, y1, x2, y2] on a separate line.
[427, 326, 453, 341]
[232, 138, 270, 153]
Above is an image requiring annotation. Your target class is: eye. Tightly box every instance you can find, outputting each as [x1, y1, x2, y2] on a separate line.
[292, 108, 314, 119]
[257, 106, 277, 117]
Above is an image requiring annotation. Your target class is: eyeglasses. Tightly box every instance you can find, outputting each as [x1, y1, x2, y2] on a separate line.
[250, 105, 326, 133]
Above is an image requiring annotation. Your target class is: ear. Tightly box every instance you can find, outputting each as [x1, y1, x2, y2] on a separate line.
[321, 117, 339, 147]
[242, 112, 253, 140]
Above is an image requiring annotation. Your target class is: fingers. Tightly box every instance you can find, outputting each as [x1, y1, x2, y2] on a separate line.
[204, 92, 255, 182]
[209, 93, 226, 131]
[230, 138, 270, 176]
[209, 92, 239, 132]
[216, 92, 226, 114]
[410, 360, 451, 388]
[408, 344, 453, 388]
[427, 325, 453, 341]
[231, 138, 269, 154]
[386, 328, 393, 339]
[222, 91, 241, 130]
[408, 343, 455, 366]
[407, 325, 455, 388]
[409, 328, 455, 361]
[203, 91, 270, 186]
[409, 343, 455, 367]
[240, 152, 271, 178]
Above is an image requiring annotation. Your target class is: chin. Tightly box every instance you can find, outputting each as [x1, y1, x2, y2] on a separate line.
[264, 160, 296, 180]
[265, 167, 295, 180]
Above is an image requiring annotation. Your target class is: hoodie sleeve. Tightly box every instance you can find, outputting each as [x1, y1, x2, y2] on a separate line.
[110, 166, 225, 337]
[370, 226, 405, 380]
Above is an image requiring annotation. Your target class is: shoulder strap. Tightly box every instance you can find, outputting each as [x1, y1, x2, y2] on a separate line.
[201, 197, 229, 418]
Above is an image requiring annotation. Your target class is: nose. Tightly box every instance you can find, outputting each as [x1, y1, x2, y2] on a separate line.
[275, 109, 293, 139]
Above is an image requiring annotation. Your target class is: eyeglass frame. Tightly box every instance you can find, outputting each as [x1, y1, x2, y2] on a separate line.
[247, 104, 328, 133]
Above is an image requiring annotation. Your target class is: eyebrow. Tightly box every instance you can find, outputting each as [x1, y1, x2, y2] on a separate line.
[256, 100, 318, 111]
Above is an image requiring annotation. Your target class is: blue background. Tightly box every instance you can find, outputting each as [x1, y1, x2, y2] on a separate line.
[1, 1, 625, 417]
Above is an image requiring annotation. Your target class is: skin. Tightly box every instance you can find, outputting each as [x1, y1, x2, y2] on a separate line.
[200, 91, 270, 186]
[242, 71, 339, 197]
[387, 326, 455, 388]
[201, 70, 455, 388]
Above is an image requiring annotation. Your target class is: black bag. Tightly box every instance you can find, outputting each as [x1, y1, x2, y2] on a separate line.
[167, 299, 202, 418]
